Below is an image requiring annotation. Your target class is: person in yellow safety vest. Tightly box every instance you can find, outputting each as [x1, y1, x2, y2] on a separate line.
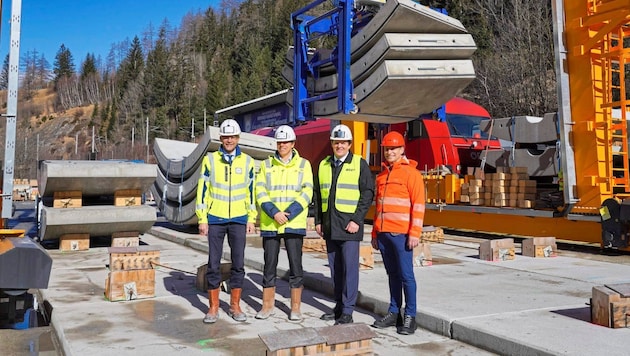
[196, 119, 257, 324]
[255, 125, 313, 321]
[314, 124, 375, 325]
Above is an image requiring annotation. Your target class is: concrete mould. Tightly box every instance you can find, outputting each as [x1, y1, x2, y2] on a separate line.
[288, 59, 475, 123]
[154, 126, 275, 180]
[39, 205, 157, 241]
[484, 145, 560, 177]
[480, 113, 559, 144]
[38, 160, 157, 198]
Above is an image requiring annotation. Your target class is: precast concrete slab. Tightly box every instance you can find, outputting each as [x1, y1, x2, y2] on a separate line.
[480, 113, 559, 143]
[282, 33, 477, 93]
[151, 184, 198, 225]
[484, 146, 559, 177]
[39, 205, 157, 241]
[289, 59, 475, 123]
[38, 160, 158, 198]
[154, 126, 275, 180]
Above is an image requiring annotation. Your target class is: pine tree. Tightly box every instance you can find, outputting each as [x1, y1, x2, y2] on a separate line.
[53, 44, 76, 86]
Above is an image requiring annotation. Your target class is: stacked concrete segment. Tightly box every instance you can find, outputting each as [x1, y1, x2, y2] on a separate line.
[285, 0, 477, 123]
[480, 114, 561, 177]
[38, 160, 158, 241]
[152, 126, 275, 225]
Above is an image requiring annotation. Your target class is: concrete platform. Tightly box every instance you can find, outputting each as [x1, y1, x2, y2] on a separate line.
[39, 205, 157, 241]
[33, 221, 630, 355]
[38, 160, 158, 197]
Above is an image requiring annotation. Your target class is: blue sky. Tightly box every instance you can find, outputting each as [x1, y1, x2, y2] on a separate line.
[1, 0, 221, 66]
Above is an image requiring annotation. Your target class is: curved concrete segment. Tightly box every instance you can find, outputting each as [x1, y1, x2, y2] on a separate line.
[289, 60, 475, 123]
[0, 237, 52, 289]
[151, 184, 197, 225]
[39, 205, 157, 241]
[484, 146, 560, 177]
[38, 160, 158, 197]
[287, 0, 468, 71]
[283, 33, 476, 93]
[480, 113, 559, 143]
[154, 126, 275, 180]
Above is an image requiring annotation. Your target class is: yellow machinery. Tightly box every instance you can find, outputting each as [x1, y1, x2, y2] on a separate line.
[418, 0, 630, 248]
[346, 1, 630, 249]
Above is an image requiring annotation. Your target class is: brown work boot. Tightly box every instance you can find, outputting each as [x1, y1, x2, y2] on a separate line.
[255, 287, 276, 319]
[203, 288, 220, 324]
[228, 288, 247, 322]
[289, 287, 302, 321]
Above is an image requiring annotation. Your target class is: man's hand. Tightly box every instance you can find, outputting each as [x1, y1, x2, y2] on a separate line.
[274, 211, 290, 225]
[371, 238, 379, 250]
[199, 223, 209, 236]
[315, 224, 323, 237]
[345, 221, 359, 233]
[246, 222, 256, 234]
[407, 236, 420, 250]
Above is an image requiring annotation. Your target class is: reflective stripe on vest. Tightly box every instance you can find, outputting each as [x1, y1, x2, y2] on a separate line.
[318, 155, 361, 213]
[206, 152, 252, 218]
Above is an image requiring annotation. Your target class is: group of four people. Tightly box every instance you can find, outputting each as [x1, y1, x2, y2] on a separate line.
[195, 119, 425, 335]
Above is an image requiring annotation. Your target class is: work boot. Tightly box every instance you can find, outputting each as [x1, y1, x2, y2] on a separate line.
[255, 287, 276, 320]
[228, 288, 247, 322]
[397, 315, 417, 335]
[203, 288, 220, 324]
[289, 287, 303, 321]
[372, 311, 402, 329]
[320, 304, 342, 321]
[334, 313, 353, 325]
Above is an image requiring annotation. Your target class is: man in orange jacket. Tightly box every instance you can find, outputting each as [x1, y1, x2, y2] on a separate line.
[371, 131, 425, 335]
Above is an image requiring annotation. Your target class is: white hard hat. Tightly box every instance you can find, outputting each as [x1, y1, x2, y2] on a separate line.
[275, 125, 296, 142]
[219, 119, 242, 136]
[330, 124, 353, 141]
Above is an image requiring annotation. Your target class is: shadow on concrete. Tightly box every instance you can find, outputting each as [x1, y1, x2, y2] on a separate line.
[551, 306, 591, 323]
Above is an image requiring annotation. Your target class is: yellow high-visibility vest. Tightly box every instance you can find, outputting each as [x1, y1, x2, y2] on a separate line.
[255, 151, 313, 234]
[195, 150, 256, 224]
[318, 155, 361, 213]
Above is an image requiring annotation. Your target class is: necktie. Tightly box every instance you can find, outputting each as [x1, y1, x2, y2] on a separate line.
[335, 159, 342, 167]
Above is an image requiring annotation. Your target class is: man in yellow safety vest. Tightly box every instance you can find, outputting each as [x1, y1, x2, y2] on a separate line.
[196, 119, 257, 324]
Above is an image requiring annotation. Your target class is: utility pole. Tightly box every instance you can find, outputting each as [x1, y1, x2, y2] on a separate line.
[191, 117, 195, 140]
[2, 0, 23, 220]
[132, 126, 135, 160]
[204, 108, 207, 133]
[75, 133, 78, 155]
[145, 117, 149, 162]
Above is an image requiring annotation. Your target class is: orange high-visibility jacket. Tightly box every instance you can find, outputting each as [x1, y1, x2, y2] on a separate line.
[373, 157, 425, 239]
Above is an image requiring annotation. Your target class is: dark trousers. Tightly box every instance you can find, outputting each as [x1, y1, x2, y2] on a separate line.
[206, 223, 246, 290]
[326, 239, 360, 315]
[262, 233, 304, 289]
[376, 232, 417, 316]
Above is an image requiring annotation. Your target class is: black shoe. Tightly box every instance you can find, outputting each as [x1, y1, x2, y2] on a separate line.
[372, 311, 401, 329]
[397, 315, 417, 335]
[334, 314, 353, 325]
[320, 307, 342, 321]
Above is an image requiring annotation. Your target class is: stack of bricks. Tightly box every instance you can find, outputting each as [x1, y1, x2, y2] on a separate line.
[459, 178, 485, 206]
[459, 167, 536, 208]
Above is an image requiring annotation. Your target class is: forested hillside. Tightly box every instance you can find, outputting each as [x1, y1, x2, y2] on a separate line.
[1, 0, 557, 178]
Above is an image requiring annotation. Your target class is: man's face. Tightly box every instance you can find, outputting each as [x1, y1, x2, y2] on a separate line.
[220, 135, 239, 153]
[277, 141, 295, 159]
[383, 146, 404, 164]
[330, 140, 351, 159]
